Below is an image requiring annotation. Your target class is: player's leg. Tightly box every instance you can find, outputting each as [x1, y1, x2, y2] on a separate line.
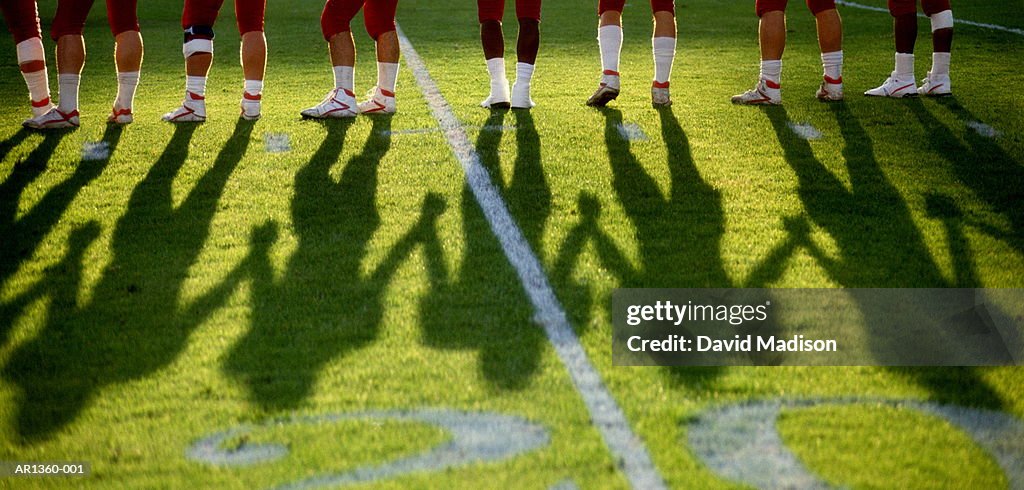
[478, 0, 510, 108]
[236, 0, 267, 120]
[28, 0, 94, 128]
[358, 0, 400, 115]
[108, 0, 142, 123]
[865, 0, 918, 97]
[301, 0, 361, 119]
[1, 0, 53, 119]
[163, 0, 224, 122]
[732, 0, 786, 105]
[586, 0, 624, 107]
[918, 0, 952, 96]
[510, 0, 540, 108]
[650, 0, 676, 107]
[809, 0, 843, 101]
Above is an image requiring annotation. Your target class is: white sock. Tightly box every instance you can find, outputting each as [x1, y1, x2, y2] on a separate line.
[931, 52, 951, 76]
[377, 62, 399, 94]
[186, 75, 207, 98]
[598, 25, 623, 74]
[821, 50, 843, 81]
[760, 59, 782, 86]
[514, 62, 535, 88]
[22, 69, 50, 105]
[58, 74, 80, 112]
[895, 53, 915, 79]
[244, 79, 263, 97]
[652, 37, 676, 85]
[486, 57, 507, 84]
[486, 57, 508, 97]
[333, 65, 354, 91]
[115, 71, 140, 111]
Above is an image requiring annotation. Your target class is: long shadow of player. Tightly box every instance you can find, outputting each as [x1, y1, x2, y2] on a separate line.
[2, 121, 250, 441]
[0, 128, 33, 164]
[224, 117, 447, 409]
[0, 130, 69, 243]
[552, 108, 732, 380]
[417, 109, 549, 390]
[903, 97, 1024, 255]
[756, 104, 1005, 409]
[0, 126, 120, 294]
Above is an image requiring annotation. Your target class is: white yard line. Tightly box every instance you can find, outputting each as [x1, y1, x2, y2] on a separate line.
[835, 0, 1024, 37]
[396, 24, 668, 490]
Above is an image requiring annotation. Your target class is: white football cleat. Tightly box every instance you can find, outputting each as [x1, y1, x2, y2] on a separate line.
[864, 73, 918, 98]
[731, 79, 781, 106]
[651, 82, 671, 107]
[162, 92, 207, 123]
[241, 92, 262, 121]
[301, 88, 358, 119]
[816, 76, 844, 102]
[358, 87, 396, 115]
[510, 81, 535, 109]
[108, 107, 134, 125]
[23, 107, 80, 129]
[918, 72, 952, 97]
[481, 79, 511, 109]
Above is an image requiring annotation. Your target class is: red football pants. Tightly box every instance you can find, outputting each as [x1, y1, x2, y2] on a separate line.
[0, 0, 41, 43]
[51, 0, 139, 39]
[321, 0, 398, 41]
[598, 0, 674, 15]
[888, 0, 951, 16]
[478, 0, 541, 23]
[183, 0, 266, 35]
[755, 0, 836, 17]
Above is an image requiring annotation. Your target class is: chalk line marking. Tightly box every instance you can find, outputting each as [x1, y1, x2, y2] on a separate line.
[787, 122, 824, 141]
[187, 410, 549, 489]
[382, 125, 517, 136]
[835, 1, 1024, 37]
[786, 122, 827, 142]
[81, 141, 111, 161]
[617, 123, 649, 142]
[396, 23, 668, 490]
[550, 479, 581, 490]
[264, 133, 292, 154]
[688, 399, 1024, 489]
[966, 121, 1001, 139]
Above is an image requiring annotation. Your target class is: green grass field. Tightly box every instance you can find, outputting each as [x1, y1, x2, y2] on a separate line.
[1, 0, 1023, 488]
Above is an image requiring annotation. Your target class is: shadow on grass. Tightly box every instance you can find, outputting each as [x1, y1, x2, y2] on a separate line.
[0, 126, 118, 288]
[556, 108, 730, 384]
[222, 116, 425, 409]
[1, 126, 115, 345]
[2, 120, 250, 441]
[905, 97, 1024, 257]
[418, 109, 549, 390]
[757, 103, 1005, 410]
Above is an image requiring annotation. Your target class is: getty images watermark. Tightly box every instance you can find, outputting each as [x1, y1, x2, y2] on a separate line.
[613, 289, 1024, 366]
